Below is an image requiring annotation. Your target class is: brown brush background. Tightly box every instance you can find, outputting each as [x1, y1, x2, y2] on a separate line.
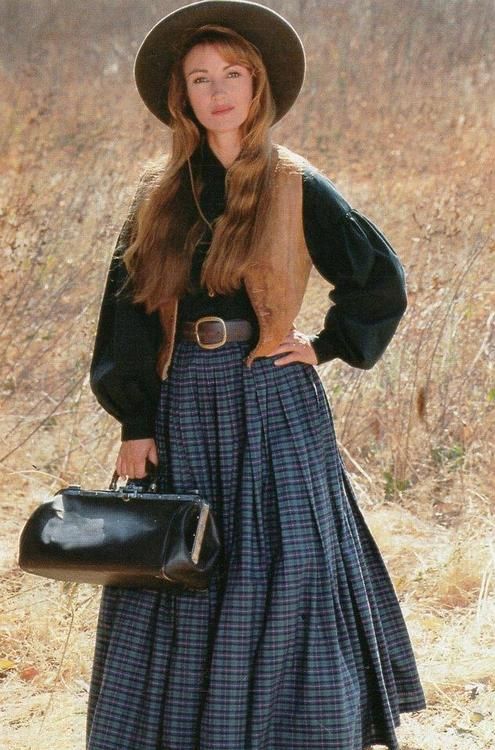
[1, 1, 494, 747]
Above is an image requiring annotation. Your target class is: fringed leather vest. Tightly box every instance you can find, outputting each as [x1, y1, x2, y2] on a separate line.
[156, 144, 313, 380]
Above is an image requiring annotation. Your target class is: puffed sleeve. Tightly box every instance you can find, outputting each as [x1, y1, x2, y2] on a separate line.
[90, 174, 163, 441]
[302, 168, 407, 369]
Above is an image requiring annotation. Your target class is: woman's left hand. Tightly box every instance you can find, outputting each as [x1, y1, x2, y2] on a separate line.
[266, 329, 318, 366]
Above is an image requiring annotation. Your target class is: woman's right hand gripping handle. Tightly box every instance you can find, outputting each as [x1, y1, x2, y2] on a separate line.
[116, 439, 158, 479]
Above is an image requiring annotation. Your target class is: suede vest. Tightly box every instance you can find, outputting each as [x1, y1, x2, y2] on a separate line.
[157, 145, 313, 380]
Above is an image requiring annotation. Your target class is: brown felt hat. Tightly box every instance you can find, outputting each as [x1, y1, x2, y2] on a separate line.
[133, 0, 306, 127]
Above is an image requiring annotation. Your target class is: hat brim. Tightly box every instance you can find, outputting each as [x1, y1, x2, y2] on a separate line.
[133, 0, 305, 127]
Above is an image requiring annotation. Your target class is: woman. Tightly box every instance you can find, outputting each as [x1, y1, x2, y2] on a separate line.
[87, 2, 426, 749]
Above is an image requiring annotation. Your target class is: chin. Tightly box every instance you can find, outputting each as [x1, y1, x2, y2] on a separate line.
[205, 119, 248, 135]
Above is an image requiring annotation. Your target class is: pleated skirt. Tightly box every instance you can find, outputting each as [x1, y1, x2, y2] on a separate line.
[86, 340, 426, 750]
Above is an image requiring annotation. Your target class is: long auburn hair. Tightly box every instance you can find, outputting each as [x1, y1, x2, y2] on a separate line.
[123, 24, 277, 312]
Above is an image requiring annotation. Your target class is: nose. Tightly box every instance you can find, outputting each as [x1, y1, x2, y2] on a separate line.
[210, 79, 226, 98]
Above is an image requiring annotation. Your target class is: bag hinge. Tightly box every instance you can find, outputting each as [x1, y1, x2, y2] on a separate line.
[191, 504, 210, 565]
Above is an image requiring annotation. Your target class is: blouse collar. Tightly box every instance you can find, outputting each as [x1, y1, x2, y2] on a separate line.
[190, 137, 227, 177]
[190, 137, 227, 217]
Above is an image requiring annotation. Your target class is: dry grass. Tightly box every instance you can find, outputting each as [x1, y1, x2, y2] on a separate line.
[1, 491, 494, 749]
[1, 1, 494, 747]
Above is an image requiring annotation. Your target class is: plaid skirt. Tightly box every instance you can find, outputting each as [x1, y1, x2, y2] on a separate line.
[86, 340, 425, 750]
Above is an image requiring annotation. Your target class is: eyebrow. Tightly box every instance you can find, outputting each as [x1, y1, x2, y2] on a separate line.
[185, 63, 241, 78]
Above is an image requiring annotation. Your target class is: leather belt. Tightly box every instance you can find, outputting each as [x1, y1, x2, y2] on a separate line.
[181, 317, 253, 350]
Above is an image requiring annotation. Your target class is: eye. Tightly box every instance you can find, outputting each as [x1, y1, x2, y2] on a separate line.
[192, 76, 209, 84]
[227, 70, 241, 78]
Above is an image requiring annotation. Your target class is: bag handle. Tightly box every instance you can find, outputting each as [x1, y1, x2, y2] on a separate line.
[109, 460, 159, 492]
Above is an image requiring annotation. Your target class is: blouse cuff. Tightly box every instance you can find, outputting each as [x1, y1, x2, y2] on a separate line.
[121, 414, 156, 442]
[308, 333, 339, 366]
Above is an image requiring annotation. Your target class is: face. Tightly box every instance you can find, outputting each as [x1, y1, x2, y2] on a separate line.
[183, 43, 254, 137]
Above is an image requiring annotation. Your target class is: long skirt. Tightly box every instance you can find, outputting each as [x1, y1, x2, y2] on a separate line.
[86, 340, 426, 750]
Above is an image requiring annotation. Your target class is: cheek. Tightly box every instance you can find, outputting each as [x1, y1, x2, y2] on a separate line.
[185, 85, 198, 110]
[242, 78, 254, 109]
[185, 88, 207, 122]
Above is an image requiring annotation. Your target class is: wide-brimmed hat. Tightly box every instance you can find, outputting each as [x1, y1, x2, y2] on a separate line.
[133, 0, 306, 127]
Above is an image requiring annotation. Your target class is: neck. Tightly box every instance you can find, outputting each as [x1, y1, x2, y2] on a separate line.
[206, 131, 242, 169]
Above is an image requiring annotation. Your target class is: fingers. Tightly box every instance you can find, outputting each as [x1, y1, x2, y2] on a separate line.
[148, 441, 159, 467]
[117, 457, 147, 479]
[116, 445, 126, 478]
[115, 439, 158, 479]
[273, 350, 314, 366]
[267, 330, 318, 366]
[267, 330, 308, 352]
[273, 352, 301, 365]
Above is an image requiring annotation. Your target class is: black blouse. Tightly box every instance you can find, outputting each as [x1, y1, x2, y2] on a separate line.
[177, 148, 258, 334]
[90, 142, 407, 441]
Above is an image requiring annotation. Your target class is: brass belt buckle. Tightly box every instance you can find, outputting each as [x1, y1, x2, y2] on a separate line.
[194, 316, 227, 349]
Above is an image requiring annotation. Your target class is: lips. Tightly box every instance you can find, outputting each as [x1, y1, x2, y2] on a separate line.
[212, 105, 234, 115]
